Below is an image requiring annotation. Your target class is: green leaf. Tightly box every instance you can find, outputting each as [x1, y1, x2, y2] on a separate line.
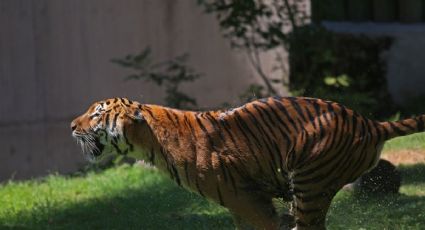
[324, 76, 337, 86]
[337, 74, 350, 87]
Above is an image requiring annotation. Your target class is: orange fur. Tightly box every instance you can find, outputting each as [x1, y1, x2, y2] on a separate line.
[71, 97, 425, 230]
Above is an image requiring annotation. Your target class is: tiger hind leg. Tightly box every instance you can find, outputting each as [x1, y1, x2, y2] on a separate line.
[291, 189, 336, 230]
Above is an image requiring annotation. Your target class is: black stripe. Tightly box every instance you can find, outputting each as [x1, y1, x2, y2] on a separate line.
[346, 138, 372, 183]
[328, 104, 340, 149]
[170, 164, 181, 186]
[184, 160, 191, 186]
[370, 120, 382, 143]
[323, 135, 367, 187]
[256, 102, 293, 162]
[184, 115, 197, 140]
[227, 170, 238, 195]
[105, 113, 110, 129]
[171, 110, 181, 126]
[239, 108, 275, 152]
[309, 100, 325, 138]
[296, 130, 314, 167]
[149, 147, 155, 163]
[223, 113, 264, 173]
[164, 110, 177, 127]
[271, 98, 299, 132]
[216, 186, 224, 206]
[122, 126, 134, 151]
[399, 120, 415, 130]
[89, 113, 99, 120]
[417, 117, 425, 132]
[158, 147, 169, 162]
[143, 106, 156, 121]
[251, 104, 281, 141]
[195, 115, 218, 152]
[195, 178, 205, 197]
[111, 113, 119, 130]
[382, 123, 390, 139]
[183, 114, 198, 155]
[204, 113, 230, 153]
[218, 155, 228, 183]
[123, 101, 130, 107]
[304, 105, 317, 130]
[236, 109, 278, 172]
[295, 136, 353, 184]
[258, 100, 292, 135]
[111, 140, 123, 155]
[351, 112, 358, 140]
[242, 107, 279, 165]
[288, 98, 307, 123]
[389, 122, 407, 135]
[332, 104, 347, 151]
[227, 156, 248, 180]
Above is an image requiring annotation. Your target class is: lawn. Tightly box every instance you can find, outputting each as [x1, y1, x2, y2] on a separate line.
[1, 133, 425, 230]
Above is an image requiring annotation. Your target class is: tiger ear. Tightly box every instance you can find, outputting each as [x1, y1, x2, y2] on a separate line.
[133, 110, 145, 121]
[127, 108, 145, 121]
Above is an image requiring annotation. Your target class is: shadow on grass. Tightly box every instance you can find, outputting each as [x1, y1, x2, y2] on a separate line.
[1, 178, 233, 230]
[399, 163, 425, 184]
[329, 192, 425, 229]
[328, 163, 425, 229]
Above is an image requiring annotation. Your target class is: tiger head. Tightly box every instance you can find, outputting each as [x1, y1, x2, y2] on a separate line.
[70, 98, 149, 162]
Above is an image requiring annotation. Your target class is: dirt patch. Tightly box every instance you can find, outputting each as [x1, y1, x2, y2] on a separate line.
[382, 150, 425, 165]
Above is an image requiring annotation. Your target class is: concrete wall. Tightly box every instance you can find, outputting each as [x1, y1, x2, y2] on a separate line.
[0, 0, 289, 181]
[324, 22, 425, 104]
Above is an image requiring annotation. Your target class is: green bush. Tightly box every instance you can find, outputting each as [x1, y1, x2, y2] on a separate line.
[288, 25, 396, 119]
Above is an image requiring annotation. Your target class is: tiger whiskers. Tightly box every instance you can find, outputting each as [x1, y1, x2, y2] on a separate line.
[73, 131, 100, 162]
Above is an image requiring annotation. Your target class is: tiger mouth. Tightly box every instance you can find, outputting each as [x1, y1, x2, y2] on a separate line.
[73, 132, 105, 161]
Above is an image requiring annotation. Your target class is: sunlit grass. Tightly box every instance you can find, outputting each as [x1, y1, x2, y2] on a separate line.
[383, 132, 425, 152]
[0, 165, 232, 229]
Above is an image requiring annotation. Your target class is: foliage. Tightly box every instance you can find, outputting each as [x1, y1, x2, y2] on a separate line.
[198, 0, 309, 96]
[398, 94, 425, 117]
[287, 25, 396, 119]
[112, 47, 201, 109]
[238, 84, 267, 103]
[199, 1, 398, 120]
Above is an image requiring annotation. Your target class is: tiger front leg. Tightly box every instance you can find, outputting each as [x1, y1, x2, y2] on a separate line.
[231, 212, 255, 230]
[224, 193, 280, 230]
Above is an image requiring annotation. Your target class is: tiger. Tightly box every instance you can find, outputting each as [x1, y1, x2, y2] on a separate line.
[71, 96, 424, 230]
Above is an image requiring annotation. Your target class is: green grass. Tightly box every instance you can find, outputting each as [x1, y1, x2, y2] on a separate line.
[1, 133, 425, 229]
[383, 132, 425, 152]
[0, 165, 232, 230]
[328, 163, 425, 229]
